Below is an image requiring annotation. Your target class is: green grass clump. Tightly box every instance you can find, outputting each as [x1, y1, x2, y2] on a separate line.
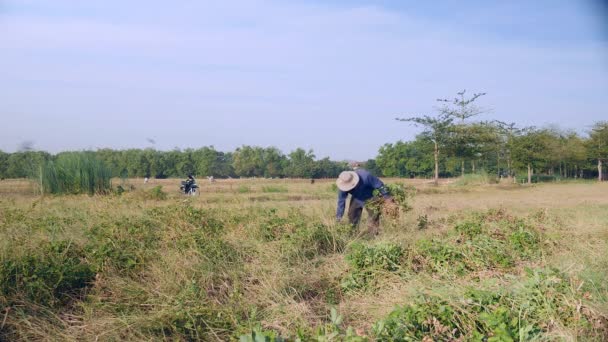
[453, 170, 497, 186]
[38, 151, 112, 195]
[262, 185, 288, 193]
[410, 211, 546, 276]
[0, 240, 95, 307]
[280, 222, 341, 263]
[148, 185, 167, 200]
[374, 268, 607, 341]
[341, 243, 405, 292]
[237, 185, 251, 193]
[84, 216, 160, 273]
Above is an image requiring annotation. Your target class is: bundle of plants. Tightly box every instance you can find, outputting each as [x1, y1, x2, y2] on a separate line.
[367, 183, 415, 219]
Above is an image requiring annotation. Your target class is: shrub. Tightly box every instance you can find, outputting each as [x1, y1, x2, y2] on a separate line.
[373, 268, 606, 340]
[0, 240, 95, 307]
[38, 152, 112, 195]
[281, 223, 341, 263]
[411, 212, 547, 276]
[414, 239, 468, 275]
[341, 243, 405, 291]
[453, 170, 497, 186]
[150, 283, 238, 340]
[262, 186, 288, 193]
[148, 185, 167, 200]
[237, 185, 251, 193]
[85, 216, 159, 273]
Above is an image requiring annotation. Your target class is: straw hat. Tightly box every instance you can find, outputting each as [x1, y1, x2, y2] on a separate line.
[336, 171, 359, 191]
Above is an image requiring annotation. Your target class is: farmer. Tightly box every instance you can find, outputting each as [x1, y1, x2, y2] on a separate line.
[336, 169, 392, 236]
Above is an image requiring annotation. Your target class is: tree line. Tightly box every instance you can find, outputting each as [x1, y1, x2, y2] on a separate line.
[383, 90, 608, 182]
[1, 91, 606, 182]
[0, 147, 349, 180]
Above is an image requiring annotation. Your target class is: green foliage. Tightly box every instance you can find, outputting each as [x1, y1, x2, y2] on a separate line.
[154, 282, 237, 339]
[416, 214, 428, 230]
[262, 185, 288, 193]
[373, 296, 462, 341]
[115, 185, 125, 195]
[453, 170, 497, 186]
[38, 152, 112, 195]
[238, 185, 251, 193]
[148, 185, 167, 200]
[0, 240, 95, 307]
[255, 208, 343, 262]
[239, 328, 287, 342]
[240, 308, 367, 342]
[341, 243, 405, 291]
[373, 268, 605, 341]
[385, 183, 415, 212]
[412, 212, 544, 276]
[281, 223, 342, 263]
[376, 140, 435, 177]
[368, 183, 415, 217]
[84, 216, 159, 273]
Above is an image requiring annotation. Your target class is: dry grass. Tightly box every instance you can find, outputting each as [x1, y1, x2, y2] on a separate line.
[1, 178, 607, 340]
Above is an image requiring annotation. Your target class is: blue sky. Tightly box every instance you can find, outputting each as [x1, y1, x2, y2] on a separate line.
[1, 0, 607, 160]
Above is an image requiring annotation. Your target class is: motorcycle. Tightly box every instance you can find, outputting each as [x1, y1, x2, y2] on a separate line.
[180, 181, 199, 195]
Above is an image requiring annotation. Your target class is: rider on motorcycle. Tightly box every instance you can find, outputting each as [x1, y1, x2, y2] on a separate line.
[183, 174, 196, 194]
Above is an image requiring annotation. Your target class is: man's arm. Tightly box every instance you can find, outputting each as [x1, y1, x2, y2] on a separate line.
[369, 174, 390, 198]
[336, 190, 348, 220]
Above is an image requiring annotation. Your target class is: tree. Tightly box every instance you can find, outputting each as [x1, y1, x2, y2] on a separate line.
[437, 90, 487, 175]
[232, 146, 265, 177]
[396, 113, 453, 184]
[376, 140, 434, 177]
[588, 121, 608, 181]
[0, 150, 9, 179]
[285, 148, 316, 178]
[493, 121, 522, 179]
[511, 128, 551, 184]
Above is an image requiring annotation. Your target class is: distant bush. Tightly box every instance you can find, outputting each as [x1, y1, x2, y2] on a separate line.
[38, 152, 112, 195]
[516, 174, 561, 183]
[237, 185, 251, 193]
[148, 185, 167, 200]
[453, 170, 497, 186]
[262, 185, 288, 193]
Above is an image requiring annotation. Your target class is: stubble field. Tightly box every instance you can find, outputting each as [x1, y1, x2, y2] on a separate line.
[1, 178, 607, 341]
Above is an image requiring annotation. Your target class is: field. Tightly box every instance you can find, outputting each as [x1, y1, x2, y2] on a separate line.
[1, 177, 607, 341]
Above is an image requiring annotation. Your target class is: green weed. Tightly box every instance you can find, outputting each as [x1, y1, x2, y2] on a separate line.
[0, 240, 95, 307]
[262, 186, 288, 193]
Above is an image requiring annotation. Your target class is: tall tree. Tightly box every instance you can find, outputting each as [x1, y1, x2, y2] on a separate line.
[285, 148, 316, 178]
[511, 128, 551, 184]
[438, 90, 487, 175]
[588, 121, 608, 181]
[396, 113, 453, 184]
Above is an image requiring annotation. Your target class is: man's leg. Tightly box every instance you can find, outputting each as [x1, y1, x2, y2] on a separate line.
[365, 204, 381, 236]
[348, 198, 364, 227]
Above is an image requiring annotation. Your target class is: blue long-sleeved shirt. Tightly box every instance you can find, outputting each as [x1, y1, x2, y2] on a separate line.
[336, 169, 389, 219]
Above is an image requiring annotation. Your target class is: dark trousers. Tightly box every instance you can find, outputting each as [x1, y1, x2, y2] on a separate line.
[348, 197, 380, 236]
